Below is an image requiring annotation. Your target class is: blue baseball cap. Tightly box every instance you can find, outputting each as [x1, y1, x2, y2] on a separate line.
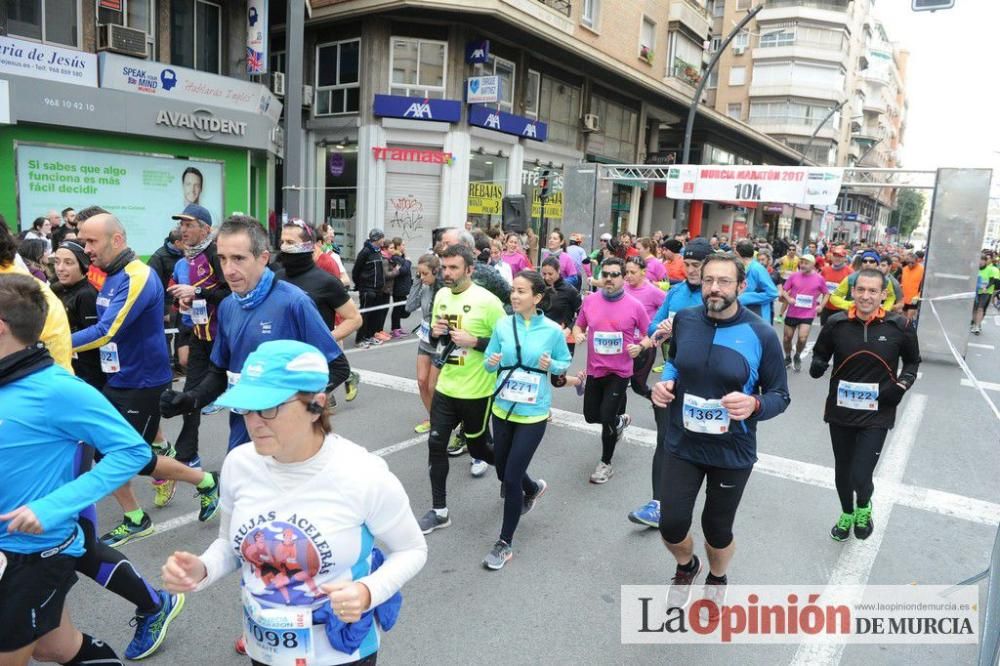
[213, 340, 329, 412]
[172, 203, 213, 227]
[860, 250, 881, 263]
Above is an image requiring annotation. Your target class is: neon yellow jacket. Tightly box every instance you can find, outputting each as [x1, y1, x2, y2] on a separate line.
[0, 262, 74, 372]
[829, 273, 898, 312]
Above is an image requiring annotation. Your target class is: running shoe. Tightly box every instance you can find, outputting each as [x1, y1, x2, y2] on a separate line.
[775, 314, 785, 325]
[418, 509, 451, 534]
[666, 554, 702, 610]
[614, 414, 631, 441]
[234, 636, 247, 655]
[589, 461, 614, 484]
[356, 338, 372, 350]
[345, 371, 360, 402]
[793, 355, 802, 372]
[373, 331, 392, 342]
[652, 364, 665, 374]
[470, 459, 489, 477]
[628, 499, 661, 528]
[367, 336, 383, 346]
[151, 440, 175, 458]
[124, 589, 185, 660]
[522, 479, 548, 515]
[391, 328, 408, 339]
[483, 540, 513, 571]
[414, 419, 431, 434]
[854, 503, 874, 540]
[700, 576, 728, 623]
[575, 370, 587, 397]
[830, 511, 854, 542]
[196, 471, 221, 522]
[784, 355, 793, 368]
[183, 455, 202, 469]
[152, 479, 176, 508]
[447, 432, 468, 456]
[101, 512, 154, 547]
[201, 404, 224, 416]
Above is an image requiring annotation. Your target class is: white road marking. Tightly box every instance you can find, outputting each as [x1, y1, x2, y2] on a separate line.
[994, 315, 1000, 327]
[790, 395, 927, 665]
[967, 342, 995, 350]
[960, 378, 1000, 392]
[344, 338, 419, 355]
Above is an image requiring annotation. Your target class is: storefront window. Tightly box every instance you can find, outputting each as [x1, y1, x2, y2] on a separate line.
[467, 153, 507, 232]
[522, 163, 564, 237]
[324, 146, 359, 259]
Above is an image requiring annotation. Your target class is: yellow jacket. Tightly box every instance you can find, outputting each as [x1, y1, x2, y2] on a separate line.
[0, 262, 75, 372]
[829, 273, 897, 312]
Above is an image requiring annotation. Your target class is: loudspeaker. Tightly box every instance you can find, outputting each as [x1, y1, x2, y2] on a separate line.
[502, 195, 528, 233]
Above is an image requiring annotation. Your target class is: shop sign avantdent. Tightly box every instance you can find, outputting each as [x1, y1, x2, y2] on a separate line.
[156, 108, 248, 141]
[372, 147, 454, 165]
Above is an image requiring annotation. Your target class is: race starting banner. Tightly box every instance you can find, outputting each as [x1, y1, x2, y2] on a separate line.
[666, 165, 844, 206]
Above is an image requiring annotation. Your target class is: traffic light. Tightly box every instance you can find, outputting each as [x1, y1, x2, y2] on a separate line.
[539, 169, 551, 201]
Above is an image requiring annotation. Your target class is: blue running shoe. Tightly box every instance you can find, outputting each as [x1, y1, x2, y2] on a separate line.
[201, 404, 224, 415]
[628, 499, 660, 528]
[197, 470, 221, 522]
[125, 589, 185, 660]
[100, 512, 154, 547]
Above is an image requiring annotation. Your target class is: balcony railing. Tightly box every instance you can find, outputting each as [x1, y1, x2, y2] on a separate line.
[764, 0, 848, 10]
[535, 0, 571, 16]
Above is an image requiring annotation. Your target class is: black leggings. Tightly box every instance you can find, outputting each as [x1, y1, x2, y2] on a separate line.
[658, 454, 753, 549]
[651, 406, 669, 501]
[427, 392, 496, 508]
[491, 416, 545, 544]
[583, 374, 629, 464]
[176, 336, 213, 464]
[252, 654, 376, 666]
[357, 290, 389, 341]
[829, 424, 888, 514]
[630, 347, 656, 400]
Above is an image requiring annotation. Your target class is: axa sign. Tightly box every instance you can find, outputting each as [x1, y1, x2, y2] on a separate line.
[468, 104, 547, 142]
[373, 94, 461, 123]
[156, 108, 248, 141]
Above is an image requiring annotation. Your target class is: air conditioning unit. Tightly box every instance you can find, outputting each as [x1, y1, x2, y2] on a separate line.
[272, 72, 286, 97]
[97, 24, 148, 59]
[302, 84, 314, 108]
[733, 45, 746, 55]
[582, 113, 601, 132]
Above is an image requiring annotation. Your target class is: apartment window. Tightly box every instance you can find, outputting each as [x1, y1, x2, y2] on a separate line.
[759, 23, 844, 51]
[640, 16, 656, 59]
[752, 61, 843, 91]
[8, 0, 80, 47]
[709, 36, 722, 53]
[538, 75, 581, 145]
[712, 0, 724, 17]
[316, 39, 360, 116]
[171, 0, 221, 73]
[736, 0, 751, 9]
[478, 55, 515, 113]
[706, 70, 718, 88]
[727, 103, 742, 120]
[749, 100, 841, 129]
[590, 95, 638, 162]
[729, 66, 746, 86]
[270, 51, 286, 76]
[581, 0, 599, 28]
[670, 33, 702, 84]
[97, 0, 156, 57]
[733, 31, 750, 50]
[390, 37, 447, 98]
[759, 28, 795, 48]
[524, 69, 541, 117]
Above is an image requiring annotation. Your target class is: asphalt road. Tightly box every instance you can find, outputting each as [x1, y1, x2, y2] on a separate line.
[55, 305, 1000, 666]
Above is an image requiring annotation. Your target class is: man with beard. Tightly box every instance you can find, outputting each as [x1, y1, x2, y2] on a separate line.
[652, 253, 789, 615]
[277, 218, 362, 403]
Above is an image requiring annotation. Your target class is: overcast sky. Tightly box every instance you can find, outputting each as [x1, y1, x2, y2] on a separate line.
[875, 1, 1000, 171]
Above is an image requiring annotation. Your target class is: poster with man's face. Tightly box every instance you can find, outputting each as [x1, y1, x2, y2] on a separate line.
[16, 144, 223, 256]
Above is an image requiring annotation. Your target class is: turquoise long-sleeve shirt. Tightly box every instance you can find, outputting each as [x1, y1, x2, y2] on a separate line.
[485, 311, 572, 422]
[739, 259, 779, 323]
[648, 281, 703, 336]
[0, 359, 150, 555]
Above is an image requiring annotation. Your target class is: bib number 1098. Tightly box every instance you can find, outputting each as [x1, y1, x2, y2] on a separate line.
[248, 618, 301, 650]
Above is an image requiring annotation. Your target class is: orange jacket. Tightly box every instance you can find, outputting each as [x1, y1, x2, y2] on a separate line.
[901, 262, 924, 304]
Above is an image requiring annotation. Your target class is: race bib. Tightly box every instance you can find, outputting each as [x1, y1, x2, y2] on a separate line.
[826, 282, 840, 293]
[837, 381, 879, 411]
[191, 299, 209, 325]
[499, 369, 541, 404]
[438, 343, 469, 366]
[96, 296, 110, 308]
[226, 371, 241, 390]
[99, 343, 120, 373]
[417, 322, 431, 344]
[242, 590, 313, 666]
[593, 331, 624, 355]
[682, 393, 730, 434]
[794, 294, 814, 309]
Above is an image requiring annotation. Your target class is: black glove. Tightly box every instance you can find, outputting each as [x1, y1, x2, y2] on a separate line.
[160, 389, 197, 418]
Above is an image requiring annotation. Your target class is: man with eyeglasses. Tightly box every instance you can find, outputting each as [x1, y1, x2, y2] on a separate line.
[810, 267, 920, 542]
[627, 238, 712, 528]
[573, 256, 654, 485]
[778, 253, 828, 372]
[651, 252, 790, 614]
[160, 215, 350, 454]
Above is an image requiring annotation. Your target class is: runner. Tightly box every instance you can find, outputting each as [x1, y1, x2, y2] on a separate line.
[900, 251, 924, 324]
[651, 253, 790, 611]
[160, 215, 351, 453]
[51, 241, 103, 388]
[735, 239, 779, 324]
[810, 267, 921, 540]
[775, 243, 800, 323]
[637, 238, 667, 284]
[572, 257, 654, 484]
[623, 255, 664, 400]
[482, 270, 572, 569]
[541, 230, 580, 289]
[501, 232, 532, 275]
[972, 251, 1000, 335]
[828, 251, 898, 317]
[277, 218, 362, 402]
[418, 243, 505, 533]
[161, 339, 427, 666]
[778, 254, 828, 372]
[660, 239, 687, 284]
[0, 273, 172, 666]
[819, 246, 854, 325]
[72, 212, 220, 547]
[627, 239, 710, 528]
[407, 253, 443, 434]
[540, 256, 585, 393]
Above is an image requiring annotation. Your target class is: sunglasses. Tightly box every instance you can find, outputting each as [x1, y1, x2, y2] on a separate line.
[603, 272, 623, 278]
[232, 398, 297, 419]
